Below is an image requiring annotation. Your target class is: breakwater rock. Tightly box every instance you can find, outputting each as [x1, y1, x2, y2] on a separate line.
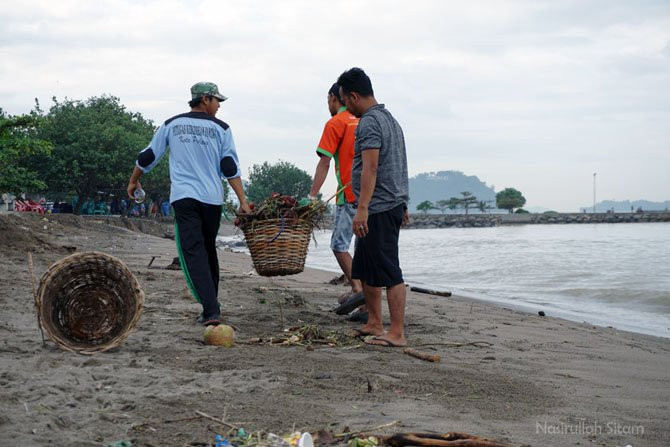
[321, 213, 501, 229]
[406, 214, 501, 228]
[504, 211, 670, 225]
[322, 211, 670, 230]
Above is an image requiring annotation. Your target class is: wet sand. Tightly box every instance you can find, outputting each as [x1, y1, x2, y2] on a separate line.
[0, 213, 668, 446]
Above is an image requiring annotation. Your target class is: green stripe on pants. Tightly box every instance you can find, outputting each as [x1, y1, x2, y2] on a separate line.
[174, 221, 201, 303]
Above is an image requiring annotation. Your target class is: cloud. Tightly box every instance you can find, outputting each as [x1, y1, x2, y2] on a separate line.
[1, 0, 669, 210]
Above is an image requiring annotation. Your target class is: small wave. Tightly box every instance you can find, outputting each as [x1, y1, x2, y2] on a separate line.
[306, 223, 670, 338]
[216, 235, 247, 253]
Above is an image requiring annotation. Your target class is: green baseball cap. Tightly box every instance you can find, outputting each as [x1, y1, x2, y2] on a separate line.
[190, 82, 228, 102]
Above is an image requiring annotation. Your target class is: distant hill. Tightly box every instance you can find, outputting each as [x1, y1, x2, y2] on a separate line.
[408, 171, 497, 213]
[580, 200, 670, 213]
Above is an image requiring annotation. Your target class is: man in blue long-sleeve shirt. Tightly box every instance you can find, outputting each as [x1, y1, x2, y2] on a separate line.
[127, 82, 251, 326]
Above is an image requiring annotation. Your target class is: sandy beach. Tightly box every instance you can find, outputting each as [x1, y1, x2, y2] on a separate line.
[0, 213, 668, 447]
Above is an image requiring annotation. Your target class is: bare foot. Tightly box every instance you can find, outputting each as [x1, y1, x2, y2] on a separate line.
[354, 323, 384, 338]
[350, 327, 383, 338]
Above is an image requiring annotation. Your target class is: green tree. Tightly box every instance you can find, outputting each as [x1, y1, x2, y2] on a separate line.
[34, 96, 156, 214]
[459, 191, 478, 215]
[416, 200, 436, 213]
[0, 108, 52, 195]
[447, 197, 461, 213]
[496, 187, 526, 213]
[435, 199, 450, 214]
[477, 200, 493, 214]
[246, 160, 312, 204]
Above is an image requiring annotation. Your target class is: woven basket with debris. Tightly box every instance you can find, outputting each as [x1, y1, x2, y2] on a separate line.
[233, 191, 336, 277]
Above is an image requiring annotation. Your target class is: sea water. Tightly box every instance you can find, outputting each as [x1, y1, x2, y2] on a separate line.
[303, 222, 670, 338]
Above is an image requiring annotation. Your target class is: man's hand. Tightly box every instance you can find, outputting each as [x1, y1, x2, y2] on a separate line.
[354, 149, 378, 238]
[238, 201, 252, 214]
[353, 208, 369, 238]
[228, 177, 252, 214]
[127, 179, 142, 200]
[127, 166, 144, 200]
[402, 208, 410, 227]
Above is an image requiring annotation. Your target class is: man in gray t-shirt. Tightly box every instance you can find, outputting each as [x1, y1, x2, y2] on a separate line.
[351, 106, 409, 215]
[337, 67, 409, 348]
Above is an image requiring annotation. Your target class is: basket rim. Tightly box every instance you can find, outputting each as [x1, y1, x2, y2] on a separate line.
[240, 217, 313, 230]
[36, 251, 144, 355]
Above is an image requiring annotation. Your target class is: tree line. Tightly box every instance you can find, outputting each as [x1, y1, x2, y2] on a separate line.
[2, 94, 527, 216]
[416, 188, 526, 214]
[1, 96, 314, 215]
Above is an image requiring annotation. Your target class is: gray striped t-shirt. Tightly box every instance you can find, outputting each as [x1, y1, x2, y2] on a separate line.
[352, 104, 409, 214]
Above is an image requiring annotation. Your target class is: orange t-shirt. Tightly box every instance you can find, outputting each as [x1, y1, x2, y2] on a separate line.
[316, 107, 359, 204]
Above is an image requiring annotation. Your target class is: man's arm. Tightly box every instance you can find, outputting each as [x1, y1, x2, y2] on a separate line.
[227, 176, 251, 213]
[128, 124, 169, 199]
[309, 155, 331, 198]
[352, 149, 379, 238]
[311, 118, 342, 198]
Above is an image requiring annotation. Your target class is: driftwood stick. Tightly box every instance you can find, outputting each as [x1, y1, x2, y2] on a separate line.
[147, 255, 157, 268]
[163, 415, 201, 424]
[403, 347, 441, 363]
[335, 420, 401, 438]
[277, 296, 285, 329]
[132, 415, 206, 431]
[416, 341, 493, 348]
[194, 410, 239, 430]
[383, 432, 511, 447]
[410, 286, 452, 297]
[27, 252, 46, 346]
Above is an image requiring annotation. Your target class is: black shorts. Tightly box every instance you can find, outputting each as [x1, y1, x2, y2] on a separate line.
[351, 204, 404, 288]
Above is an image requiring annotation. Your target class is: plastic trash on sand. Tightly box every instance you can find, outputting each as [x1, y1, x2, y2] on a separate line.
[267, 433, 290, 447]
[267, 431, 313, 447]
[299, 432, 314, 447]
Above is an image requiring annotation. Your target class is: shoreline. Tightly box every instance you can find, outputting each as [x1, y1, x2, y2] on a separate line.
[385, 279, 670, 341]
[282, 224, 670, 341]
[298, 260, 670, 342]
[1, 213, 668, 446]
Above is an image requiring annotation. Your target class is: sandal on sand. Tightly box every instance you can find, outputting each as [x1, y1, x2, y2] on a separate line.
[350, 327, 379, 339]
[333, 292, 365, 315]
[364, 336, 406, 348]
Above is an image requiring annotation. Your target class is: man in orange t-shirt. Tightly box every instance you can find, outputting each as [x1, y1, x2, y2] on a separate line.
[309, 83, 363, 310]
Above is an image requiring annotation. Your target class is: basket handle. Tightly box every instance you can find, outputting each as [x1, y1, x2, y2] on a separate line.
[266, 215, 286, 244]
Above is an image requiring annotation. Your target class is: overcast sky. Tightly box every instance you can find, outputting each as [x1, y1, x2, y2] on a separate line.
[1, 0, 669, 211]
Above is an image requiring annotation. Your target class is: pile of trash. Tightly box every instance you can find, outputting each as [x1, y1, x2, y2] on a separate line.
[213, 429, 380, 447]
[232, 193, 326, 228]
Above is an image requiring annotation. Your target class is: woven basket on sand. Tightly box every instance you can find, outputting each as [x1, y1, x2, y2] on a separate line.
[37, 251, 144, 354]
[241, 218, 313, 276]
